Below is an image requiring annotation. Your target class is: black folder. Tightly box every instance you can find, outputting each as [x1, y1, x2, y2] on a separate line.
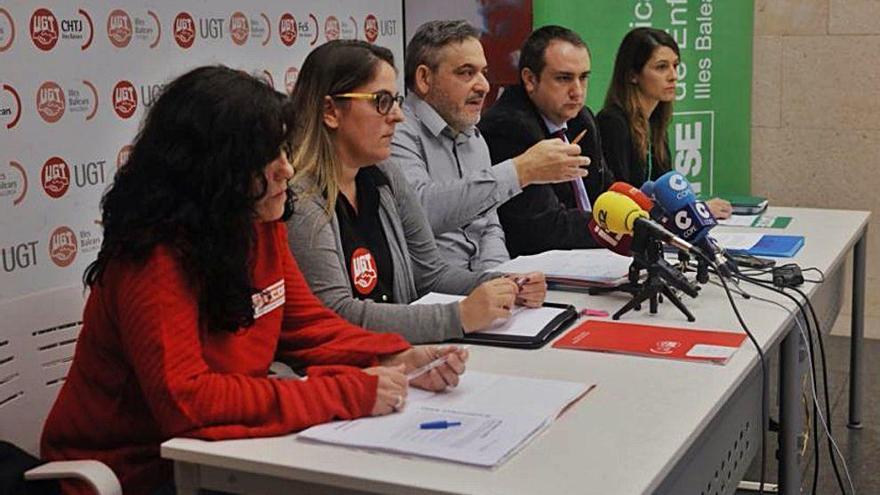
[449, 302, 578, 349]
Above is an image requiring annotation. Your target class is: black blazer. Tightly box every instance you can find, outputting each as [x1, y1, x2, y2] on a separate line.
[597, 104, 670, 188]
[479, 84, 613, 257]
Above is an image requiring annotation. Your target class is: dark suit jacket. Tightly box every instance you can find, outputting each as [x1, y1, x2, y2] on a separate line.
[478, 84, 614, 257]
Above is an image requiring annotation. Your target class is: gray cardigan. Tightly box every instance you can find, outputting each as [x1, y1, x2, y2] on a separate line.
[287, 162, 496, 344]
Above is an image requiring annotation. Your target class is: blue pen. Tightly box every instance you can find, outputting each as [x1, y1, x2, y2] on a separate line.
[419, 420, 462, 430]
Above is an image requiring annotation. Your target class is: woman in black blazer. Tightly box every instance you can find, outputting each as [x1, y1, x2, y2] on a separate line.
[598, 28, 731, 219]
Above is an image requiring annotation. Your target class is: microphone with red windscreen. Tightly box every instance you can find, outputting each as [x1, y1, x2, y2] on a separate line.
[588, 218, 633, 256]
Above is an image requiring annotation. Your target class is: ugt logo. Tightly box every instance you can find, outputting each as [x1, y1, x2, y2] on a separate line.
[41, 156, 70, 199]
[284, 67, 299, 94]
[49, 226, 78, 268]
[229, 12, 248, 45]
[107, 9, 132, 48]
[350, 247, 377, 295]
[364, 14, 378, 43]
[173, 12, 195, 49]
[279, 13, 297, 46]
[30, 8, 59, 51]
[0, 8, 15, 52]
[324, 16, 339, 41]
[112, 80, 137, 119]
[36, 81, 65, 123]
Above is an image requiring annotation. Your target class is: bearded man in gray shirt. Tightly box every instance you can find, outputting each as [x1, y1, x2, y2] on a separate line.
[387, 20, 590, 271]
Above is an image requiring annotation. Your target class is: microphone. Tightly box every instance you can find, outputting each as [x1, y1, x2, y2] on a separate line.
[592, 191, 693, 253]
[640, 180, 655, 199]
[608, 181, 654, 211]
[652, 171, 695, 212]
[651, 172, 732, 276]
[588, 218, 633, 256]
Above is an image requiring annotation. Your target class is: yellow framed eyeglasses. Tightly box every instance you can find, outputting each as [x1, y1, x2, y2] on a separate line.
[332, 90, 403, 115]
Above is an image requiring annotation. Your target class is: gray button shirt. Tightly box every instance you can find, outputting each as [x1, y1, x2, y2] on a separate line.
[385, 93, 522, 271]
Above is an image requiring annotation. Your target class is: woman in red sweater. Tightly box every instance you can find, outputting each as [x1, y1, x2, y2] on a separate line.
[40, 66, 468, 495]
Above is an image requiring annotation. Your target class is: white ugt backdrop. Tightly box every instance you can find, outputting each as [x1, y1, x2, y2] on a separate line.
[0, 0, 404, 301]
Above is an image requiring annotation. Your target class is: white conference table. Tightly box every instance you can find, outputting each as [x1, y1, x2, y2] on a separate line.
[163, 206, 869, 495]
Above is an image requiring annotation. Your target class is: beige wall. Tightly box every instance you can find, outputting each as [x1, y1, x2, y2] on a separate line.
[751, 0, 879, 336]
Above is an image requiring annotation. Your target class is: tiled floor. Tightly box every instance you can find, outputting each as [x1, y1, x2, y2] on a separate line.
[737, 335, 879, 494]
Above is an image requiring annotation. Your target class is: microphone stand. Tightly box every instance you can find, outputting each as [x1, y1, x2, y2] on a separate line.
[612, 223, 700, 322]
[678, 250, 710, 284]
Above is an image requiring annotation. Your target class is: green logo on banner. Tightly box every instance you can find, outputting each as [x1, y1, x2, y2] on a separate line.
[672, 110, 714, 196]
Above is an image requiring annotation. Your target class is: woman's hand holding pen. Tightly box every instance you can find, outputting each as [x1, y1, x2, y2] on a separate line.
[511, 271, 547, 308]
[380, 346, 469, 392]
[459, 278, 518, 333]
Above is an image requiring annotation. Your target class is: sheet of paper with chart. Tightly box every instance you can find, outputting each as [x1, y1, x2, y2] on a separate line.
[297, 371, 592, 467]
[410, 292, 567, 338]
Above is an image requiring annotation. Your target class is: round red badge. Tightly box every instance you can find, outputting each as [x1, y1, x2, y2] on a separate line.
[350, 247, 378, 295]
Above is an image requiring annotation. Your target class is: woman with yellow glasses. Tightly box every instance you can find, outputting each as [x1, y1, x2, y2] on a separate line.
[287, 40, 545, 344]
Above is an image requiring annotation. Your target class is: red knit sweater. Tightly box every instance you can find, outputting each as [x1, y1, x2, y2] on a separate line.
[40, 222, 409, 495]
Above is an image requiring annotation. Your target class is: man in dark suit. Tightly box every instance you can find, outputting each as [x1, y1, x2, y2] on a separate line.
[479, 26, 614, 257]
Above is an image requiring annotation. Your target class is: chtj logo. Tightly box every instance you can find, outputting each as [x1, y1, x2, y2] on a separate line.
[30, 7, 93, 51]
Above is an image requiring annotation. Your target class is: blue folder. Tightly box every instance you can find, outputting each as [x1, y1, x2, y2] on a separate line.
[728, 235, 805, 258]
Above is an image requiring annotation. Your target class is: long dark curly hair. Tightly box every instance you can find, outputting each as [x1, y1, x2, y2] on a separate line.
[85, 65, 295, 333]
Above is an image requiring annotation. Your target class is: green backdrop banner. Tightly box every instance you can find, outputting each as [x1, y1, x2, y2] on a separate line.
[534, 0, 754, 196]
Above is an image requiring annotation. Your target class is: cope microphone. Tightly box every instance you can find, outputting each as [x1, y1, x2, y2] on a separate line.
[640, 180, 655, 199]
[592, 191, 694, 253]
[651, 172, 732, 276]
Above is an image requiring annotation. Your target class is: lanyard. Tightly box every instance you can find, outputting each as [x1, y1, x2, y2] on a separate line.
[646, 140, 653, 183]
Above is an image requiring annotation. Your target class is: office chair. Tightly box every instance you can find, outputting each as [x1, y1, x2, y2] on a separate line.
[0, 286, 120, 495]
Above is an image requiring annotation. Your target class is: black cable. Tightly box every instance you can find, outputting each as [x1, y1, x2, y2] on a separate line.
[800, 294, 822, 495]
[734, 272, 821, 493]
[801, 267, 826, 283]
[734, 271, 849, 494]
[790, 286, 848, 494]
[692, 252, 769, 495]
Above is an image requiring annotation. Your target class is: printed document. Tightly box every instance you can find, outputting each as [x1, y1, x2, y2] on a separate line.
[297, 371, 591, 467]
[718, 215, 792, 229]
[411, 292, 567, 337]
[711, 232, 763, 250]
[492, 250, 631, 286]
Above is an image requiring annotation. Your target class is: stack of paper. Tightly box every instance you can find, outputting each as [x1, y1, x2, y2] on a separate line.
[492, 250, 632, 288]
[297, 371, 592, 467]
